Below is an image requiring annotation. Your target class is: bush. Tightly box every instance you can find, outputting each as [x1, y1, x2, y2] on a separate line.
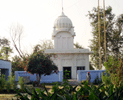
[93, 76, 102, 85]
[104, 56, 123, 86]
[18, 77, 25, 90]
[81, 80, 87, 84]
[0, 74, 6, 91]
[101, 72, 112, 86]
[10, 75, 17, 89]
[5, 76, 11, 92]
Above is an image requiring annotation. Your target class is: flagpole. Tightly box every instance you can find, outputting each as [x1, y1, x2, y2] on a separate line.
[98, 0, 101, 69]
[103, 0, 106, 61]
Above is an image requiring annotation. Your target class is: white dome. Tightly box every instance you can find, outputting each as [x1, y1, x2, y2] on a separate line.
[54, 12, 73, 30]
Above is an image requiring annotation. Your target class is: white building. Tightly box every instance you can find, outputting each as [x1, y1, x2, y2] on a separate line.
[45, 12, 93, 79]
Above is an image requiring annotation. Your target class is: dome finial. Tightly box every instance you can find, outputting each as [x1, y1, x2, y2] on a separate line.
[62, 0, 64, 13]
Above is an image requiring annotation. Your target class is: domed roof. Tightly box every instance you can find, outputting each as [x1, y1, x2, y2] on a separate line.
[54, 12, 73, 30]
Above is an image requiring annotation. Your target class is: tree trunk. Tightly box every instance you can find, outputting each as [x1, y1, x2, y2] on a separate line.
[36, 73, 41, 85]
[39, 73, 41, 84]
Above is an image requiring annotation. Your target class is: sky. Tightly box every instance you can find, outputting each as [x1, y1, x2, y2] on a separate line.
[0, 0, 123, 56]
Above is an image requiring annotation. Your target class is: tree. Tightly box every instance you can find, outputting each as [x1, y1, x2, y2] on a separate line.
[33, 40, 54, 53]
[11, 40, 54, 74]
[88, 6, 123, 69]
[11, 56, 24, 74]
[1, 47, 12, 60]
[0, 37, 13, 60]
[26, 51, 58, 83]
[74, 42, 84, 49]
[11, 55, 29, 74]
[9, 23, 24, 58]
[110, 14, 123, 57]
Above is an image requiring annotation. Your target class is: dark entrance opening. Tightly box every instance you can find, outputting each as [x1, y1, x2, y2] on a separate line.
[63, 67, 71, 79]
[0, 69, 9, 80]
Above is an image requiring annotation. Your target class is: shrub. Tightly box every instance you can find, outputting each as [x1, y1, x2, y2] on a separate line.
[5, 76, 11, 92]
[15, 79, 123, 100]
[18, 77, 25, 90]
[101, 72, 112, 86]
[104, 56, 123, 86]
[0, 74, 6, 91]
[93, 76, 102, 85]
[10, 75, 17, 90]
[81, 80, 87, 84]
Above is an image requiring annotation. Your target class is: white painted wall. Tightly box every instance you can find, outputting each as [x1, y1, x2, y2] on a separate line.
[51, 53, 89, 79]
[54, 32, 73, 49]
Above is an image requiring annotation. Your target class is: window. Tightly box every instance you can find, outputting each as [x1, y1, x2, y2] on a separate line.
[77, 66, 85, 70]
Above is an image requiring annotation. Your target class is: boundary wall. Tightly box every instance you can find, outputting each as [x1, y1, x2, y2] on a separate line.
[15, 71, 63, 83]
[15, 70, 105, 83]
[77, 70, 105, 82]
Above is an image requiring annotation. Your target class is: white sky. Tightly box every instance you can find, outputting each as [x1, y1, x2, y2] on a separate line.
[0, 0, 123, 56]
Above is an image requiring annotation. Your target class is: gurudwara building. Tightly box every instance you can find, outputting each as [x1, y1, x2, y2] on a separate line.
[45, 12, 93, 79]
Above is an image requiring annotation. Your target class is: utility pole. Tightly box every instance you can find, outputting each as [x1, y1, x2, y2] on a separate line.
[103, 0, 106, 62]
[98, 0, 101, 69]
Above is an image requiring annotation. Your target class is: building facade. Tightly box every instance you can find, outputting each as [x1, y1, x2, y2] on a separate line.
[45, 12, 93, 79]
[0, 59, 11, 80]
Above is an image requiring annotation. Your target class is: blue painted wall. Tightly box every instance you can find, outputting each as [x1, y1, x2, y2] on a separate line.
[15, 70, 105, 83]
[15, 71, 63, 83]
[77, 70, 105, 82]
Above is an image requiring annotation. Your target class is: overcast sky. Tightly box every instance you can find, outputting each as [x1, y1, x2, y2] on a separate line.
[0, 0, 123, 56]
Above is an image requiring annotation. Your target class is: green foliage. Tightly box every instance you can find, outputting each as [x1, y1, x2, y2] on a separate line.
[27, 51, 58, 82]
[104, 56, 123, 86]
[89, 62, 94, 70]
[63, 70, 70, 79]
[15, 79, 123, 100]
[101, 72, 112, 86]
[88, 6, 123, 69]
[12, 55, 29, 74]
[0, 74, 18, 93]
[74, 42, 84, 49]
[0, 74, 6, 91]
[33, 40, 54, 53]
[81, 80, 87, 84]
[5, 76, 11, 92]
[18, 77, 25, 90]
[0, 37, 13, 60]
[10, 75, 17, 89]
[93, 76, 102, 85]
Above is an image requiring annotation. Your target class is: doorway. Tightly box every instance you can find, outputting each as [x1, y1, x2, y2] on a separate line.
[63, 67, 71, 79]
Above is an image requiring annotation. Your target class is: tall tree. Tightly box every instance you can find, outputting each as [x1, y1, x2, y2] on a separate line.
[88, 6, 123, 69]
[0, 37, 13, 60]
[110, 14, 123, 57]
[9, 23, 24, 58]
